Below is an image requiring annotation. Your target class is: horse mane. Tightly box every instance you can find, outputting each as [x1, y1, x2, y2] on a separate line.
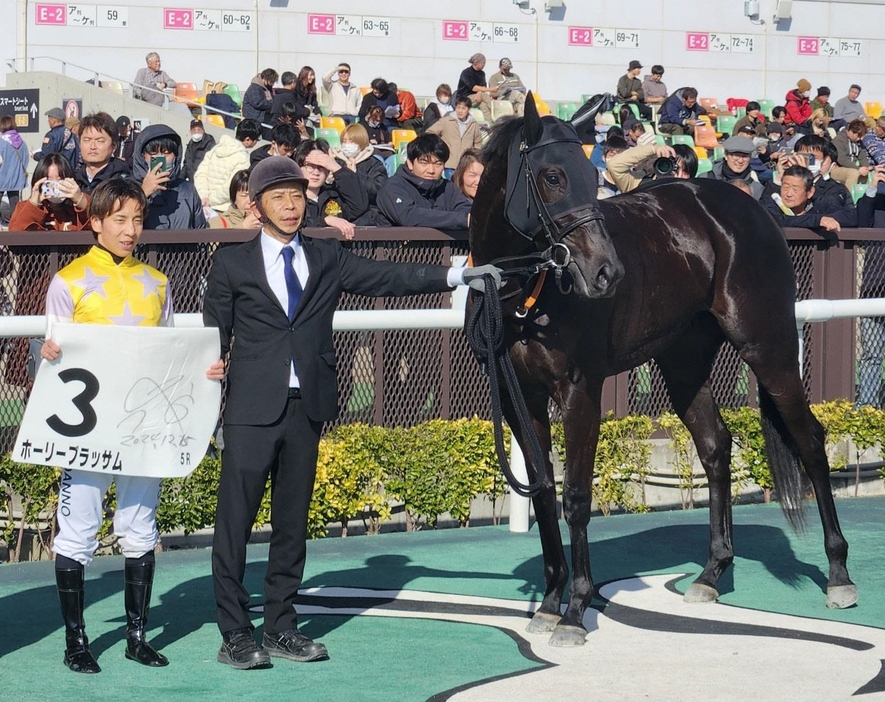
[482, 116, 524, 168]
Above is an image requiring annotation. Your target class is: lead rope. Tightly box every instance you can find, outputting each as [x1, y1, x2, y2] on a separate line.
[466, 273, 546, 498]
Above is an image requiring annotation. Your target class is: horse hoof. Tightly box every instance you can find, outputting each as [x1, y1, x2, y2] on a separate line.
[548, 625, 587, 647]
[826, 584, 858, 609]
[526, 611, 561, 634]
[683, 583, 719, 603]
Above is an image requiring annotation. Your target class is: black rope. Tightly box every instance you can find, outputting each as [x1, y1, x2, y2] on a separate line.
[466, 274, 546, 498]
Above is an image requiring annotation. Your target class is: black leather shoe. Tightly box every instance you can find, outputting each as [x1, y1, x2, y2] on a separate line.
[63, 638, 101, 674]
[263, 629, 329, 663]
[217, 629, 272, 670]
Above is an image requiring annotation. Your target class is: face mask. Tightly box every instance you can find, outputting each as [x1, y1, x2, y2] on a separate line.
[438, 97, 450, 105]
[769, 135, 780, 142]
[807, 162, 821, 176]
[191, 132, 204, 142]
[367, 119, 381, 128]
[341, 143, 360, 158]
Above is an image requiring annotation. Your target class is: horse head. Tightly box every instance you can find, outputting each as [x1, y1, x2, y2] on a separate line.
[472, 92, 623, 301]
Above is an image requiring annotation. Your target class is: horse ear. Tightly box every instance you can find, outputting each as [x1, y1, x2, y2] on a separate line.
[523, 91, 543, 146]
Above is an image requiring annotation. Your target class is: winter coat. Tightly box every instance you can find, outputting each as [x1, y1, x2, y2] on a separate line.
[423, 101, 455, 132]
[73, 157, 131, 194]
[732, 114, 767, 137]
[193, 135, 251, 212]
[183, 133, 217, 182]
[330, 145, 388, 206]
[0, 134, 28, 191]
[208, 204, 251, 229]
[658, 88, 707, 129]
[426, 114, 484, 168]
[243, 75, 273, 124]
[761, 188, 857, 232]
[834, 131, 871, 169]
[293, 85, 320, 123]
[34, 124, 79, 168]
[784, 89, 811, 125]
[303, 166, 369, 226]
[358, 91, 400, 129]
[8, 199, 89, 231]
[862, 133, 885, 167]
[321, 71, 361, 118]
[376, 165, 471, 229]
[700, 161, 764, 199]
[269, 87, 299, 124]
[132, 124, 207, 230]
[616, 74, 644, 103]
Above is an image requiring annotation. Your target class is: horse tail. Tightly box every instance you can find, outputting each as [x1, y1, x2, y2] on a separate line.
[758, 386, 807, 532]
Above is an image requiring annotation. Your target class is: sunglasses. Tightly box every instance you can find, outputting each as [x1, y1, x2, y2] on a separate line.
[338, 69, 350, 74]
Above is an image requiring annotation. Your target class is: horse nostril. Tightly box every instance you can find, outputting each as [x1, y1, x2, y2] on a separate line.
[596, 264, 611, 287]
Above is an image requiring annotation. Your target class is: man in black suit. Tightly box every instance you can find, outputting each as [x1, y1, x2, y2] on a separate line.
[203, 157, 500, 669]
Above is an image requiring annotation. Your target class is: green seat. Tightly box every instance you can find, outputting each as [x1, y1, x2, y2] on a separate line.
[756, 99, 775, 119]
[734, 106, 747, 119]
[716, 115, 737, 136]
[557, 102, 580, 120]
[696, 158, 713, 175]
[317, 128, 341, 147]
[654, 134, 667, 146]
[712, 146, 725, 161]
[852, 183, 867, 204]
[222, 83, 242, 105]
[618, 102, 641, 122]
[671, 134, 695, 147]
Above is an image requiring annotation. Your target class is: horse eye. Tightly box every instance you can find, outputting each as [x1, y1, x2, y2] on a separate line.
[544, 173, 560, 186]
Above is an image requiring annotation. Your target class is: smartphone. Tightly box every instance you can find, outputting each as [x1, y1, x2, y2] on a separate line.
[150, 155, 168, 173]
[781, 147, 794, 156]
[40, 180, 63, 199]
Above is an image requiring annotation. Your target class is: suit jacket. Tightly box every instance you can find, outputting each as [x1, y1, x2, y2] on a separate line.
[203, 232, 453, 425]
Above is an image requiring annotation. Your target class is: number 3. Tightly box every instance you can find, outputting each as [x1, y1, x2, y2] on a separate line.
[47, 368, 100, 437]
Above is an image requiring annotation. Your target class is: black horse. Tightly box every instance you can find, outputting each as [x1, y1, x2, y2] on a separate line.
[468, 94, 857, 647]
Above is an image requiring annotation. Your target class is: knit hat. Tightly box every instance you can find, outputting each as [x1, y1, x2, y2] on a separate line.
[249, 156, 308, 202]
[797, 78, 812, 93]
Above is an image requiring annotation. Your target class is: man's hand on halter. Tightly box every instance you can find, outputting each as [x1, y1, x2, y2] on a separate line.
[463, 265, 505, 291]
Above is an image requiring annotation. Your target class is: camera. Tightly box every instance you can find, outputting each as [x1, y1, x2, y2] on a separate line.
[653, 156, 679, 176]
[40, 180, 64, 200]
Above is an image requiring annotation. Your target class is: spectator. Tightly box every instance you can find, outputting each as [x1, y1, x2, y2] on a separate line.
[761, 164, 856, 236]
[183, 119, 217, 183]
[597, 137, 628, 198]
[389, 82, 422, 132]
[269, 71, 297, 126]
[9, 153, 90, 231]
[322, 63, 360, 125]
[811, 86, 834, 119]
[293, 66, 321, 131]
[363, 106, 390, 145]
[658, 87, 707, 136]
[423, 84, 455, 132]
[785, 135, 850, 207]
[621, 118, 646, 148]
[759, 122, 788, 165]
[855, 165, 885, 407]
[0, 115, 29, 227]
[863, 117, 885, 168]
[205, 83, 242, 130]
[251, 122, 301, 168]
[358, 78, 401, 129]
[376, 133, 472, 229]
[641, 65, 668, 106]
[452, 148, 484, 201]
[700, 135, 763, 199]
[733, 101, 767, 136]
[607, 141, 697, 193]
[132, 124, 206, 229]
[832, 118, 872, 190]
[615, 59, 652, 120]
[330, 123, 387, 207]
[115, 116, 136, 166]
[209, 169, 262, 230]
[785, 78, 812, 127]
[194, 119, 258, 213]
[771, 105, 789, 131]
[132, 52, 176, 107]
[487, 58, 527, 117]
[73, 112, 130, 195]
[34, 107, 79, 168]
[455, 54, 494, 125]
[426, 96, 484, 175]
[295, 139, 368, 239]
[834, 84, 866, 124]
[243, 68, 278, 129]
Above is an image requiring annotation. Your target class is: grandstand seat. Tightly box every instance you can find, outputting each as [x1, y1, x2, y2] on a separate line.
[865, 101, 883, 118]
[671, 134, 695, 147]
[391, 129, 417, 152]
[726, 97, 748, 112]
[491, 100, 514, 121]
[699, 97, 721, 114]
[469, 108, 488, 126]
[852, 183, 867, 204]
[596, 111, 616, 126]
[715, 115, 737, 137]
[320, 116, 347, 133]
[535, 100, 552, 117]
[557, 102, 580, 120]
[223, 83, 242, 105]
[173, 82, 200, 108]
[693, 124, 719, 150]
[734, 106, 746, 119]
[316, 128, 341, 147]
[100, 80, 124, 94]
[360, 86, 372, 97]
[712, 146, 725, 161]
[756, 99, 775, 119]
[205, 114, 226, 128]
[694, 146, 709, 159]
[654, 134, 667, 146]
[582, 144, 594, 159]
[696, 158, 713, 175]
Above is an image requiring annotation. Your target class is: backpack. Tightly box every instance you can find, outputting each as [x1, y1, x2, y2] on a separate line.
[60, 128, 81, 170]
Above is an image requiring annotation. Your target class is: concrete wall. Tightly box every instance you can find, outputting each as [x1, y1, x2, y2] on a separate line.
[2, 0, 884, 106]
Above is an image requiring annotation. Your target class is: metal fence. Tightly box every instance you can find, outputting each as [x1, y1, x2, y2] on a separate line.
[0, 226, 883, 451]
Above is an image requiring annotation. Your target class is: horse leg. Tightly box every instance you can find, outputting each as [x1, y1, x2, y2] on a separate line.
[655, 321, 734, 603]
[548, 379, 603, 646]
[741, 351, 857, 608]
[499, 389, 568, 633]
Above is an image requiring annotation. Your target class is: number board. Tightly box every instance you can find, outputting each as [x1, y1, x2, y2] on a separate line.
[35, 3, 67, 24]
[685, 32, 709, 51]
[362, 17, 390, 37]
[592, 27, 614, 47]
[221, 11, 252, 31]
[337, 14, 361, 36]
[567, 26, 593, 46]
[442, 20, 468, 41]
[839, 39, 862, 57]
[469, 21, 493, 42]
[97, 5, 127, 26]
[731, 34, 755, 52]
[15, 325, 221, 479]
[615, 29, 640, 49]
[66, 4, 96, 26]
[797, 36, 819, 55]
[195, 8, 221, 30]
[709, 33, 731, 52]
[493, 23, 519, 43]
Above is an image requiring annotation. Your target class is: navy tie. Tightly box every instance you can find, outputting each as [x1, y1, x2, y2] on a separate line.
[280, 246, 303, 320]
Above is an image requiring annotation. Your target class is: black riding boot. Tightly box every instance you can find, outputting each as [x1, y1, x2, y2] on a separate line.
[124, 557, 169, 667]
[56, 564, 101, 674]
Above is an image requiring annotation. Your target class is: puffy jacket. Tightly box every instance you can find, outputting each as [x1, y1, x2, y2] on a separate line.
[658, 88, 707, 129]
[784, 89, 811, 125]
[376, 165, 471, 229]
[193, 135, 251, 212]
[132, 124, 207, 230]
[0, 135, 28, 191]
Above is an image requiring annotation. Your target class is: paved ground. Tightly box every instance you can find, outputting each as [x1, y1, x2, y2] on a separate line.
[2, 498, 885, 701]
